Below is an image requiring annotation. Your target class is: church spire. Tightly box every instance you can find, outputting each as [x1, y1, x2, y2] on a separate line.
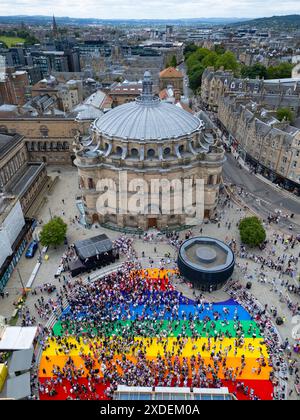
[52, 15, 58, 37]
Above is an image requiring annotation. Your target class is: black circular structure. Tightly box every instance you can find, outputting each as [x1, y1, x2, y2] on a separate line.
[178, 237, 235, 291]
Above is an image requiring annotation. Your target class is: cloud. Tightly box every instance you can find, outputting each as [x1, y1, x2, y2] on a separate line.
[1, 0, 299, 19]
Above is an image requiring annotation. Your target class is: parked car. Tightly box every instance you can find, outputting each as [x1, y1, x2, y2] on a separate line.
[25, 240, 38, 258]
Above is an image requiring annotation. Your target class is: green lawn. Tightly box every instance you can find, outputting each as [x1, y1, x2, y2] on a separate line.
[0, 36, 25, 47]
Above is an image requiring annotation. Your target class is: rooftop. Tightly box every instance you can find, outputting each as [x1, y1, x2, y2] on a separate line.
[0, 133, 23, 159]
[94, 71, 200, 140]
[159, 67, 183, 79]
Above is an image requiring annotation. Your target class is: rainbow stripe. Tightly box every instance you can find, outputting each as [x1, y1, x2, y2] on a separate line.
[39, 269, 274, 400]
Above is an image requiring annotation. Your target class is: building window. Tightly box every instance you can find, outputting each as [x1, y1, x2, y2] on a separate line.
[147, 149, 155, 158]
[163, 147, 171, 156]
[0, 126, 8, 134]
[88, 178, 94, 189]
[116, 146, 122, 156]
[40, 126, 49, 137]
[208, 175, 214, 185]
[131, 148, 139, 157]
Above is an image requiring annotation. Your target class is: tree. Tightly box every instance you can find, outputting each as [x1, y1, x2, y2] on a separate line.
[215, 51, 240, 74]
[267, 62, 293, 79]
[184, 43, 198, 59]
[184, 46, 239, 91]
[202, 51, 219, 68]
[241, 63, 268, 79]
[0, 40, 8, 48]
[40, 217, 67, 247]
[276, 107, 294, 123]
[189, 65, 205, 91]
[239, 217, 266, 247]
[170, 55, 177, 67]
[214, 44, 226, 55]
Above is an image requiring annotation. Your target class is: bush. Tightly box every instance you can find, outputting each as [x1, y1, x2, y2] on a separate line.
[239, 216, 266, 247]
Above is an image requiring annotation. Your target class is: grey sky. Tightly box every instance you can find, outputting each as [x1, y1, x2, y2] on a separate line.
[0, 0, 299, 19]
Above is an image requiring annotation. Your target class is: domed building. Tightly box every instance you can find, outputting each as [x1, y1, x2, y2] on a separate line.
[74, 72, 226, 230]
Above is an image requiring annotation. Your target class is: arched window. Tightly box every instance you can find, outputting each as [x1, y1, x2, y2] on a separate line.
[147, 149, 155, 158]
[116, 146, 122, 156]
[131, 148, 139, 158]
[163, 147, 171, 156]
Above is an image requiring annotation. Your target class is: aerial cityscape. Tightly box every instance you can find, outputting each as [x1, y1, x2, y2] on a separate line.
[0, 0, 299, 403]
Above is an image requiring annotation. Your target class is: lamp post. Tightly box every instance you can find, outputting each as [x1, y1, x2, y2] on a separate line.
[16, 267, 26, 295]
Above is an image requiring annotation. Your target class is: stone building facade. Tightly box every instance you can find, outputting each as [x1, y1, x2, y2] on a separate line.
[159, 67, 184, 95]
[0, 133, 48, 215]
[201, 67, 300, 113]
[218, 95, 300, 192]
[75, 72, 225, 229]
[0, 69, 30, 106]
[0, 117, 91, 165]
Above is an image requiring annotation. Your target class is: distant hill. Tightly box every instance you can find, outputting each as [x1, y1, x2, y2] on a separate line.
[228, 14, 300, 30]
[0, 15, 247, 27]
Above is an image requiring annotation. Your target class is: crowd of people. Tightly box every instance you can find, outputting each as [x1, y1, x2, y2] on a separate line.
[225, 279, 299, 399]
[4, 184, 297, 401]
[34, 259, 278, 401]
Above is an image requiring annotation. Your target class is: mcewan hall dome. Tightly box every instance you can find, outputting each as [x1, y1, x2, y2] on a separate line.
[74, 71, 226, 230]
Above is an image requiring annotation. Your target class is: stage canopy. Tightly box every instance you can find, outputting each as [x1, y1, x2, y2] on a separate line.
[1, 372, 31, 400]
[0, 327, 37, 350]
[8, 348, 34, 375]
[74, 234, 113, 260]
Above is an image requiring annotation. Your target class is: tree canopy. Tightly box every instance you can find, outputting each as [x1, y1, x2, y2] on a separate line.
[241, 63, 268, 79]
[276, 107, 294, 123]
[166, 55, 177, 68]
[184, 45, 240, 92]
[184, 43, 294, 93]
[267, 62, 293, 79]
[241, 62, 293, 80]
[40, 217, 67, 248]
[0, 29, 39, 46]
[239, 217, 266, 247]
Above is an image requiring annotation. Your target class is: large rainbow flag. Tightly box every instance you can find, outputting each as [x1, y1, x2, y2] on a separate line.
[39, 269, 274, 400]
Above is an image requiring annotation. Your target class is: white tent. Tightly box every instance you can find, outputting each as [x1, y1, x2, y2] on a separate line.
[0, 327, 37, 350]
[8, 349, 34, 375]
[2, 372, 31, 400]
